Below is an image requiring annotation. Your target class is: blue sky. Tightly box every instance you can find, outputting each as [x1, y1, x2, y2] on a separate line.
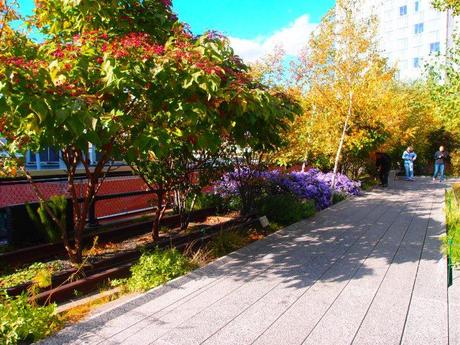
[17, 0, 335, 61]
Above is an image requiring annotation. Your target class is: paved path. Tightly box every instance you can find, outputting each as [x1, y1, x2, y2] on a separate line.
[43, 178, 455, 345]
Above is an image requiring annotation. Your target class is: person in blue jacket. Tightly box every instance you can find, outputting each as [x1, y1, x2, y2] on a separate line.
[402, 146, 417, 181]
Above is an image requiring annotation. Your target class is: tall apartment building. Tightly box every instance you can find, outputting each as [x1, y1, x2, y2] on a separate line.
[360, 0, 458, 80]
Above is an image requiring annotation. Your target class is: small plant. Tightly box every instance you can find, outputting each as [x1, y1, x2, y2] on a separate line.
[124, 248, 195, 292]
[26, 195, 67, 243]
[0, 271, 60, 345]
[0, 261, 66, 289]
[208, 230, 250, 258]
[256, 193, 316, 226]
[444, 188, 460, 265]
[193, 193, 228, 213]
[332, 192, 347, 204]
[184, 243, 214, 267]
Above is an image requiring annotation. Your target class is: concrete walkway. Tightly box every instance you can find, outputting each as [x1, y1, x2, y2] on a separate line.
[42, 178, 455, 345]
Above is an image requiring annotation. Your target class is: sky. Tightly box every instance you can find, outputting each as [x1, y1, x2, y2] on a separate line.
[17, 0, 335, 62]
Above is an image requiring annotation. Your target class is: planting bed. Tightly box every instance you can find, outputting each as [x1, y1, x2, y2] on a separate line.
[0, 207, 216, 267]
[1, 211, 253, 305]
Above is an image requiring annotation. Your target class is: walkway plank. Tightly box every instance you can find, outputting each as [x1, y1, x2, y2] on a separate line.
[41, 179, 451, 345]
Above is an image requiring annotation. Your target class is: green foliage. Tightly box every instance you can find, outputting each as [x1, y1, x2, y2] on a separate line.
[0, 291, 60, 344]
[208, 230, 249, 258]
[428, 37, 460, 138]
[432, 0, 460, 14]
[0, 261, 65, 289]
[192, 193, 225, 213]
[450, 150, 460, 176]
[332, 193, 347, 204]
[25, 195, 67, 243]
[125, 248, 194, 292]
[444, 188, 460, 266]
[256, 193, 316, 226]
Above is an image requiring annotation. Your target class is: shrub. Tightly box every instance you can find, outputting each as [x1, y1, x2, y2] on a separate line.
[125, 248, 194, 292]
[444, 188, 460, 265]
[0, 291, 60, 344]
[26, 195, 67, 243]
[332, 192, 347, 204]
[256, 193, 316, 225]
[0, 261, 66, 289]
[208, 230, 249, 258]
[215, 167, 360, 212]
[450, 150, 460, 176]
[192, 193, 235, 213]
[214, 166, 267, 214]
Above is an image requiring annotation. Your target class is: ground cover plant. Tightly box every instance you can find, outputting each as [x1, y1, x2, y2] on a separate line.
[0, 291, 60, 344]
[120, 248, 195, 292]
[0, 260, 69, 289]
[444, 184, 460, 266]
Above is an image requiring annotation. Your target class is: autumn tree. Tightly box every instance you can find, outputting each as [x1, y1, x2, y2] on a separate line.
[432, 0, 460, 14]
[124, 31, 299, 239]
[0, 0, 176, 264]
[277, 0, 401, 180]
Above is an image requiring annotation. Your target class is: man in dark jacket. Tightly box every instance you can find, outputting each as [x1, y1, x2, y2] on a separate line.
[433, 145, 448, 182]
[376, 152, 392, 187]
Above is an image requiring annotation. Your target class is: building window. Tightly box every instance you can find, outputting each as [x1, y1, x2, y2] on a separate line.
[28, 148, 59, 164]
[430, 42, 440, 53]
[413, 57, 421, 68]
[414, 23, 424, 34]
[415, 1, 420, 11]
[400, 5, 408, 15]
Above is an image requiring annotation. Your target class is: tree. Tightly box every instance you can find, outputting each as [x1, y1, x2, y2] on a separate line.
[427, 27, 460, 173]
[0, 0, 177, 263]
[432, 0, 460, 14]
[125, 33, 301, 238]
[279, 0, 399, 180]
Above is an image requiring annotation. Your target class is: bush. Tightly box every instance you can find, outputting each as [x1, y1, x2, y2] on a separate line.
[450, 150, 460, 176]
[444, 188, 460, 266]
[192, 193, 238, 213]
[125, 248, 194, 292]
[0, 261, 65, 289]
[25, 195, 67, 243]
[256, 193, 316, 226]
[332, 192, 347, 204]
[0, 291, 60, 344]
[208, 230, 249, 257]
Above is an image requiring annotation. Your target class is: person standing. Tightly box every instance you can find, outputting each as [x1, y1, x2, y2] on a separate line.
[376, 152, 392, 187]
[433, 145, 448, 182]
[402, 146, 417, 181]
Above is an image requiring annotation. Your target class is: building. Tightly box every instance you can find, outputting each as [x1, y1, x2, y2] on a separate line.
[360, 0, 459, 80]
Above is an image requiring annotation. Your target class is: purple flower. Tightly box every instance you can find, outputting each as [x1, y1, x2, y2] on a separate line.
[214, 167, 361, 211]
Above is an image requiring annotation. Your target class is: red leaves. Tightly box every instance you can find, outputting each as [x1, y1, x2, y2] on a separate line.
[109, 32, 164, 60]
[52, 48, 65, 58]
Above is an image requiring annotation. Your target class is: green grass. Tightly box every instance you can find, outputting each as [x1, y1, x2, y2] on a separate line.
[444, 187, 460, 266]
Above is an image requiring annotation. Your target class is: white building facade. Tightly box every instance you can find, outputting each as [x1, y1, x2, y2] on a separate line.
[360, 0, 458, 80]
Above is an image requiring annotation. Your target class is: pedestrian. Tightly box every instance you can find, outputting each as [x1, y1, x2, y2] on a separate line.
[433, 145, 448, 182]
[402, 146, 417, 181]
[376, 152, 392, 187]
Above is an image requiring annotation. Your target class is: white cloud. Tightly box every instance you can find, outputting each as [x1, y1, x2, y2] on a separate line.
[229, 15, 317, 62]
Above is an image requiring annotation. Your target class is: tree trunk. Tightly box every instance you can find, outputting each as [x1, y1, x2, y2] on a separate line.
[180, 192, 196, 230]
[331, 91, 353, 190]
[152, 190, 165, 241]
[301, 149, 309, 172]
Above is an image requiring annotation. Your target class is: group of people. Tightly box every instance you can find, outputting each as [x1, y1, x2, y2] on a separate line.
[375, 146, 449, 187]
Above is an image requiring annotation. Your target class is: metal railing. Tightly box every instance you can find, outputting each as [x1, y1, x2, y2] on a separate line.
[0, 171, 158, 226]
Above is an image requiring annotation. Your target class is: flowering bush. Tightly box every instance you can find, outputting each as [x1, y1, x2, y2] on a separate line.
[215, 168, 361, 211]
[313, 169, 362, 197]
